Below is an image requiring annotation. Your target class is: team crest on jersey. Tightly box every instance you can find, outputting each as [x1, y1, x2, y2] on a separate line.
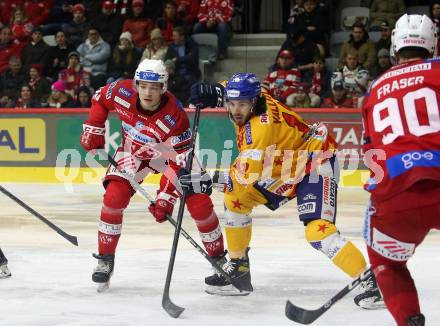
[163, 114, 176, 128]
[118, 87, 132, 98]
[106, 81, 117, 99]
[245, 122, 252, 144]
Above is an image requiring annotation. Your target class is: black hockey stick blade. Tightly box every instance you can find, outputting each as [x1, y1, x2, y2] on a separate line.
[0, 185, 78, 246]
[162, 293, 185, 318]
[285, 300, 326, 324]
[285, 268, 373, 324]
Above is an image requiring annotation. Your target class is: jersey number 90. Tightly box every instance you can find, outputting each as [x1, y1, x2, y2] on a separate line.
[373, 87, 440, 145]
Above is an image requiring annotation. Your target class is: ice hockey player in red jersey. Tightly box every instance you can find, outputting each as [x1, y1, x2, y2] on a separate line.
[80, 59, 225, 291]
[362, 14, 440, 326]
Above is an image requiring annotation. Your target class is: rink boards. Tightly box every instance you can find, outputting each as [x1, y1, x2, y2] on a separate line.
[0, 108, 367, 186]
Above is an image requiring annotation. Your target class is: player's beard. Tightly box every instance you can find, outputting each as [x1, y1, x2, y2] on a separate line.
[232, 111, 253, 126]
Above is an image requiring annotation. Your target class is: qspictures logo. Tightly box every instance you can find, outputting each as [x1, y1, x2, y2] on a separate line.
[0, 119, 46, 161]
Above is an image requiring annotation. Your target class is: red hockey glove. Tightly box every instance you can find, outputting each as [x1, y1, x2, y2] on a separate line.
[80, 122, 105, 152]
[148, 191, 178, 223]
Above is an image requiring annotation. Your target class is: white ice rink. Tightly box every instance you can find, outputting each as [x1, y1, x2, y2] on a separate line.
[1, 184, 439, 326]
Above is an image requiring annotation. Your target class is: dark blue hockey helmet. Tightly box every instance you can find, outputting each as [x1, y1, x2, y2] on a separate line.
[225, 73, 261, 101]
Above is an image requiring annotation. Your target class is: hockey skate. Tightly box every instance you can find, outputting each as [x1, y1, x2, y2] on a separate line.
[354, 273, 385, 309]
[205, 248, 253, 296]
[406, 314, 425, 326]
[92, 253, 114, 292]
[0, 262, 11, 278]
[0, 251, 11, 279]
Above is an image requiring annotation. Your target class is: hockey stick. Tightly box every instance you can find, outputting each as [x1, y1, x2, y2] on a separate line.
[161, 104, 203, 318]
[0, 185, 78, 246]
[285, 268, 373, 324]
[104, 153, 239, 291]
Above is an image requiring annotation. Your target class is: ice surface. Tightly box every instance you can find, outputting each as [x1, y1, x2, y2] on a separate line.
[1, 184, 439, 326]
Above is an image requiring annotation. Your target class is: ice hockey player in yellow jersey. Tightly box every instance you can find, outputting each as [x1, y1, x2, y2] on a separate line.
[188, 73, 384, 309]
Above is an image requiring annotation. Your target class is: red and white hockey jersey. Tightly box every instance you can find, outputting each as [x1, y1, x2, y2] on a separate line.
[87, 79, 192, 187]
[263, 68, 301, 100]
[362, 58, 440, 203]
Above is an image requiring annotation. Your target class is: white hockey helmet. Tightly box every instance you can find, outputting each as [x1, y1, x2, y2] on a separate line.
[391, 14, 437, 57]
[134, 59, 168, 93]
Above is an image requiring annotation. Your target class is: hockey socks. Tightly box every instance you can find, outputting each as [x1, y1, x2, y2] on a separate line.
[305, 219, 366, 277]
[186, 194, 225, 257]
[98, 180, 132, 255]
[374, 264, 421, 326]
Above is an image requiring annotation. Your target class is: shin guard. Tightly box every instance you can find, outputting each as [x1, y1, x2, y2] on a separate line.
[98, 180, 132, 255]
[186, 194, 224, 257]
[306, 219, 366, 277]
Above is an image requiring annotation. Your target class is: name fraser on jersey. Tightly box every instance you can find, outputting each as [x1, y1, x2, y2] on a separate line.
[377, 76, 424, 99]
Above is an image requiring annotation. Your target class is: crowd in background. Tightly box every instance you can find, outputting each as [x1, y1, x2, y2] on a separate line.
[262, 0, 439, 109]
[0, 0, 438, 109]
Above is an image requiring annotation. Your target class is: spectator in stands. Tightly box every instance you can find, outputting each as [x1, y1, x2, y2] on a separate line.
[263, 49, 301, 105]
[0, 26, 25, 74]
[193, 0, 233, 60]
[289, 0, 327, 54]
[430, 1, 440, 55]
[10, 7, 34, 42]
[58, 51, 90, 98]
[371, 48, 391, 78]
[0, 56, 26, 102]
[305, 55, 331, 100]
[281, 28, 321, 79]
[0, 95, 14, 108]
[23, 1, 51, 27]
[136, 0, 165, 22]
[94, 1, 123, 47]
[339, 22, 376, 71]
[45, 30, 74, 81]
[287, 83, 320, 108]
[157, 0, 187, 44]
[21, 27, 50, 71]
[0, 1, 18, 26]
[352, 69, 369, 108]
[375, 20, 392, 52]
[8, 84, 40, 108]
[77, 28, 111, 89]
[164, 58, 189, 105]
[107, 32, 140, 84]
[62, 3, 91, 48]
[73, 85, 92, 108]
[284, 0, 305, 34]
[369, 0, 405, 30]
[321, 78, 354, 108]
[45, 80, 75, 108]
[41, 1, 74, 36]
[26, 63, 51, 104]
[339, 49, 365, 94]
[122, 0, 154, 52]
[175, 0, 200, 25]
[141, 28, 168, 61]
[164, 25, 200, 88]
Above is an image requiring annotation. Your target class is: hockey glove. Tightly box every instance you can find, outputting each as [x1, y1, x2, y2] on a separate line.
[80, 122, 105, 152]
[178, 168, 213, 195]
[188, 82, 224, 108]
[148, 191, 178, 223]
